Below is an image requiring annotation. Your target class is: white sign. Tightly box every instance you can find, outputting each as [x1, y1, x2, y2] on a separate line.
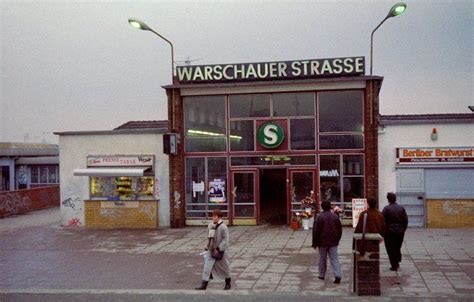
[397, 147, 474, 164]
[193, 181, 205, 198]
[352, 198, 368, 228]
[87, 155, 154, 167]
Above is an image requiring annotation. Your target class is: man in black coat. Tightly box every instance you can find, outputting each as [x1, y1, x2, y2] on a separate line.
[382, 192, 408, 271]
[312, 201, 342, 284]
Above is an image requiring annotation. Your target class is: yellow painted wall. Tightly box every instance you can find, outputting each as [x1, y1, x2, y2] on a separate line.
[85, 201, 158, 228]
[427, 199, 474, 228]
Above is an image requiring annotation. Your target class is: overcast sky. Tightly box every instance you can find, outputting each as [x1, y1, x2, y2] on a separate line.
[1, 0, 472, 143]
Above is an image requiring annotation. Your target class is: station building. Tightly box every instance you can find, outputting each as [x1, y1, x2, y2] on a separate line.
[164, 57, 382, 227]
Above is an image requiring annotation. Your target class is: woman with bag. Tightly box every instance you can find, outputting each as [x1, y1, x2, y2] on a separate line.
[195, 210, 231, 290]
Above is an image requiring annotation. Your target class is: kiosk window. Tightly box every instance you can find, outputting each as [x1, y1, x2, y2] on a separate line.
[90, 176, 154, 200]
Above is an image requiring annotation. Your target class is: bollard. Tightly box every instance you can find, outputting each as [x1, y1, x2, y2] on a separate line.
[352, 233, 383, 296]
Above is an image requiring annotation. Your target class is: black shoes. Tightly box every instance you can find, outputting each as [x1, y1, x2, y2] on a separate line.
[224, 278, 231, 290]
[318, 276, 325, 280]
[195, 281, 208, 290]
[334, 277, 341, 284]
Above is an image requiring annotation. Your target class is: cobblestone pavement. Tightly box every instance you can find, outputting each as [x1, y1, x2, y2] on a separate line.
[1, 208, 473, 300]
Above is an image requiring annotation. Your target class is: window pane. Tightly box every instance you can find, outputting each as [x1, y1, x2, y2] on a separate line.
[230, 121, 254, 151]
[184, 95, 226, 152]
[185, 137, 226, 152]
[343, 177, 364, 217]
[185, 158, 206, 210]
[319, 155, 341, 204]
[318, 90, 363, 132]
[90, 177, 116, 199]
[135, 177, 154, 200]
[234, 173, 255, 204]
[234, 205, 254, 217]
[31, 166, 38, 183]
[319, 134, 363, 149]
[343, 155, 364, 175]
[290, 119, 315, 150]
[231, 156, 272, 166]
[273, 92, 314, 117]
[208, 158, 227, 205]
[40, 166, 48, 183]
[230, 94, 270, 118]
[48, 166, 58, 183]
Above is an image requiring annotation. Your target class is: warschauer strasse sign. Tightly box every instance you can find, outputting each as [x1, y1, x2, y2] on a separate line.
[177, 57, 365, 84]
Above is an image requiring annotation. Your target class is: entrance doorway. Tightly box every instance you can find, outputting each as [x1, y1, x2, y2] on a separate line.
[260, 169, 287, 225]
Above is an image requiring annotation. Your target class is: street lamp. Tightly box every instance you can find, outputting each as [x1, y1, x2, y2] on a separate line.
[128, 18, 175, 81]
[370, 3, 407, 75]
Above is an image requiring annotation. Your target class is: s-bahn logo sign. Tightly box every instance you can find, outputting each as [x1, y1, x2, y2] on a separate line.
[258, 122, 285, 149]
[177, 57, 365, 84]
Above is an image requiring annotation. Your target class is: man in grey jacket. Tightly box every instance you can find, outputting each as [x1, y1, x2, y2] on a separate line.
[312, 201, 343, 284]
[195, 210, 231, 290]
[382, 192, 408, 271]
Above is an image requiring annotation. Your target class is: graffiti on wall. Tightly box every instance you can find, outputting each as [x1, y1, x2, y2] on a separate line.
[99, 208, 125, 220]
[139, 204, 155, 220]
[174, 191, 181, 209]
[61, 185, 84, 227]
[442, 200, 474, 215]
[155, 177, 161, 200]
[0, 192, 30, 215]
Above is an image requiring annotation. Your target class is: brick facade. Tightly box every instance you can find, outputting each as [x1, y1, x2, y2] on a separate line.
[427, 199, 474, 228]
[364, 80, 381, 206]
[167, 88, 186, 228]
[84, 201, 158, 228]
[0, 185, 60, 218]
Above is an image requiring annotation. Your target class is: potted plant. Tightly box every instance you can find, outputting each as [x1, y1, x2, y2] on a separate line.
[297, 211, 313, 230]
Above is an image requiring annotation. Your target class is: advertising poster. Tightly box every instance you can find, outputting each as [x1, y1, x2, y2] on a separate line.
[352, 198, 368, 228]
[209, 179, 226, 203]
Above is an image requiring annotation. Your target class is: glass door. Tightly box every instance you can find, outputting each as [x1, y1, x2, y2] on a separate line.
[231, 170, 258, 225]
[289, 169, 317, 220]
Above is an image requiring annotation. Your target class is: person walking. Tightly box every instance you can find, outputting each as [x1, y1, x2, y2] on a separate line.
[195, 210, 231, 290]
[382, 192, 408, 271]
[312, 200, 343, 284]
[355, 197, 385, 237]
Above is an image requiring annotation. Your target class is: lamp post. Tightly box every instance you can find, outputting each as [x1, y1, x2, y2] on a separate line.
[128, 18, 175, 82]
[370, 3, 407, 75]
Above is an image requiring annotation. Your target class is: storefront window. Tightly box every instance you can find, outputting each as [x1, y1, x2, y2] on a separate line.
[290, 118, 315, 150]
[230, 120, 254, 151]
[319, 155, 341, 205]
[184, 95, 226, 152]
[230, 94, 270, 118]
[273, 92, 314, 117]
[90, 176, 154, 200]
[30, 165, 59, 184]
[186, 157, 228, 219]
[231, 155, 315, 166]
[318, 90, 363, 132]
[319, 134, 363, 149]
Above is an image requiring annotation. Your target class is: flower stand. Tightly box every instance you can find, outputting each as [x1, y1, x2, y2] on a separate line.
[309, 216, 314, 228]
[302, 218, 310, 230]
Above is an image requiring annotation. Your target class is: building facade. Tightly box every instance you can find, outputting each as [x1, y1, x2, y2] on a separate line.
[55, 121, 170, 228]
[0, 142, 59, 192]
[164, 57, 383, 227]
[378, 114, 474, 228]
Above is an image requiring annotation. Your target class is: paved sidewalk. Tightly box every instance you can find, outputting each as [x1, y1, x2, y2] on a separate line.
[0, 209, 473, 300]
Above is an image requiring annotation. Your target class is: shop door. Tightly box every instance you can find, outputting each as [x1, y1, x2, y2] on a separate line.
[231, 170, 258, 225]
[289, 169, 317, 222]
[396, 169, 425, 227]
[260, 169, 287, 225]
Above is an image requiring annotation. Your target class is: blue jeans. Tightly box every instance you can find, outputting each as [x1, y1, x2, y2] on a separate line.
[318, 246, 341, 278]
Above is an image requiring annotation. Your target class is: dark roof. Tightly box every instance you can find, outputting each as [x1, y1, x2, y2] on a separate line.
[380, 114, 474, 125]
[0, 142, 59, 156]
[113, 120, 168, 131]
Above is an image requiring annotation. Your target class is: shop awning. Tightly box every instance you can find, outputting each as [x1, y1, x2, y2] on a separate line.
[73, 167, 149, 177]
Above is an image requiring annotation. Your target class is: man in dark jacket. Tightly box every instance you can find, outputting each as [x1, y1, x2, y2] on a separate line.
[355, 197, 385, 237]
[382, 192, 408, 271]
[312, 201, 342, 284]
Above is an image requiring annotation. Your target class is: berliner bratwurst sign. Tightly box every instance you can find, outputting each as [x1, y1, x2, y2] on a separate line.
[177, 57, 365, 83]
